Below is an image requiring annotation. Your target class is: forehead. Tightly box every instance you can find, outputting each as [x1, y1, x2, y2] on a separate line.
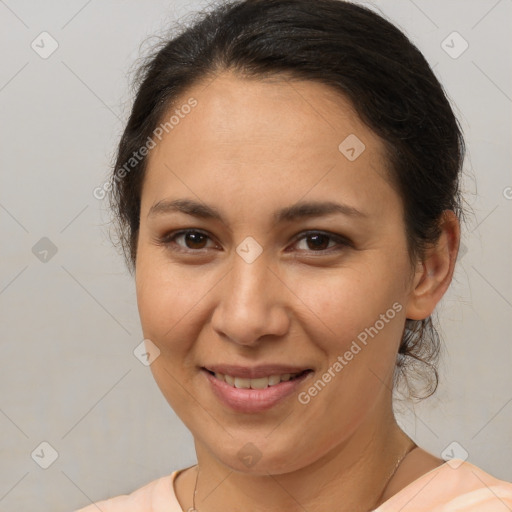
[155, 71, 383, 154]
[142, 71, 395, 218]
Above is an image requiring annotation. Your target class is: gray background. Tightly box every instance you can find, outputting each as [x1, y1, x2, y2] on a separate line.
[0, 0, 511, 510]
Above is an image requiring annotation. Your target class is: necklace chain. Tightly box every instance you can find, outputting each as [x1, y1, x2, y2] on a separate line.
[190, 442, 416, 512]
[371, 441, 417, 509]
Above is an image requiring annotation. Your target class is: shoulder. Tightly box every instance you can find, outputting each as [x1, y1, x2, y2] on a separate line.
[433, 460, 512, 511]
[377, 459, 512, 512]
[74, 471, 180, 512]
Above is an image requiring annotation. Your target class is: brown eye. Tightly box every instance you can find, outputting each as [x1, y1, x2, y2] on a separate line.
[183, 231, 208, 249]
[292, 231, 351, 253]
[159, 229, 217, 251]
[305, 233, 331, 250]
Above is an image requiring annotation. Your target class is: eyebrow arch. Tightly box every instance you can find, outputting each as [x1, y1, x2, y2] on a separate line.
[275, 200, 367, 223]
[147, 198, 367, 223]
[148, 198, 223, 220]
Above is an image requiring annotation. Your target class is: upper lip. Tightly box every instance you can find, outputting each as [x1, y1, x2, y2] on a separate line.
[202, 365, 312, 379]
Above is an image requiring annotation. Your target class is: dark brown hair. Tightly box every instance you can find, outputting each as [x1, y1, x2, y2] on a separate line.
[108, 0, 465, 400]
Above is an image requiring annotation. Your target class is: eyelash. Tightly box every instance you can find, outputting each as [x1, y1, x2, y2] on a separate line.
[157, 229, 352, 255]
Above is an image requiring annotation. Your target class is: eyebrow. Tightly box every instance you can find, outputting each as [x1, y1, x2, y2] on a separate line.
[147, 198, 367, 223]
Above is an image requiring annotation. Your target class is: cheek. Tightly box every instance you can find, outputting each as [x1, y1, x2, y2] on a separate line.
[135, 252, 209, 413]
[135, 249, 220, 359]
[136, 251, 189, 345]
[294, 272, 405, 438]
[287, 262, 406, 345]
[286, 261, 407, 410]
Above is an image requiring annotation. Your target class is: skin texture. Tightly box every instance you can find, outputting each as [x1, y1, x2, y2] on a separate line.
[135, 71, 460, 512]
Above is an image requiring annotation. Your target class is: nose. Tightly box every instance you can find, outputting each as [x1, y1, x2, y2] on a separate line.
[210, 254, 290, 346]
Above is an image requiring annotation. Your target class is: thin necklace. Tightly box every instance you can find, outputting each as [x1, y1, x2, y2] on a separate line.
[191, 465, 199, 512]
[191, 442, 416, 512]
[370, 441, 417, 510]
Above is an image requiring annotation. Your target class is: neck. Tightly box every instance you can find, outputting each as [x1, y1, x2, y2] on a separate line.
[189, 401, 414, 512]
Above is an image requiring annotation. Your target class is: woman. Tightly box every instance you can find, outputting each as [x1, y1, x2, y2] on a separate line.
[77, 0, 512, 510]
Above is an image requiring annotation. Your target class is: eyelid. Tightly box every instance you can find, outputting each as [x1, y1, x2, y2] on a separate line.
[288, 230, 352, 252]
[157, 229, 220, 251]
[157, 228, 351, 253]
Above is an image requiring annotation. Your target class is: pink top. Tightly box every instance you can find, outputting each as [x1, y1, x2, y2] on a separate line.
[75, 460, 512, 511]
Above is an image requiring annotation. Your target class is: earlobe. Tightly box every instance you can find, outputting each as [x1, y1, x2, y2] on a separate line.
[405, 210, 460, 321]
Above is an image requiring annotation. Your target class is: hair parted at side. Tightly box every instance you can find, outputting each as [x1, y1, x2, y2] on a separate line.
[108, 0, 465, 401]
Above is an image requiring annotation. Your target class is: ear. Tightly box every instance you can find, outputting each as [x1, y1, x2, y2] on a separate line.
[405, 210, 461, 320]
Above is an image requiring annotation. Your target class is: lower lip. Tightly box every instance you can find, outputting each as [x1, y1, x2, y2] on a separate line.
[202, 369, 312, 413]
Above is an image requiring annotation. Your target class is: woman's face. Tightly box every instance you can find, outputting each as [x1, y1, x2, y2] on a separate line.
[135, 71, 419, 473]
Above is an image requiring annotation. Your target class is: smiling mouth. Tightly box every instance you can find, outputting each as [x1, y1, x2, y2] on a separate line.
[202, 368, 312, 389]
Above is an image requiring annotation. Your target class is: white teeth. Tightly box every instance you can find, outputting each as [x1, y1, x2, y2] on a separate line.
[234, 377, 251, 389]
[268, 375, 281, 386]
[211, 371, 304, 389]
[249, 377, 269, 389]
